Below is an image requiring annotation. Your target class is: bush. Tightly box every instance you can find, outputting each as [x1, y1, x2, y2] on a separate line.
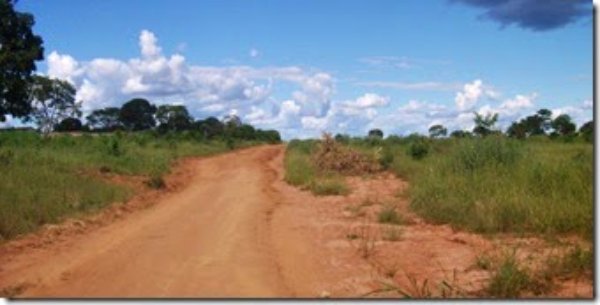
[145, 175, 166, 189]
[312, 133, 380, 175]
[407, 140, 429, 160]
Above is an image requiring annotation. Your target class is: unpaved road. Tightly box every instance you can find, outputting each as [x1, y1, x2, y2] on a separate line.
[0, 145, 318, 298]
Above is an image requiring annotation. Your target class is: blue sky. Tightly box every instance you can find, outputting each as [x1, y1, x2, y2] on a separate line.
[9, 0, 593, 138]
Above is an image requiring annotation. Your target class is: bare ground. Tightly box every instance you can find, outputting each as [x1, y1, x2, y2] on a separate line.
[0, 145, 593, 298]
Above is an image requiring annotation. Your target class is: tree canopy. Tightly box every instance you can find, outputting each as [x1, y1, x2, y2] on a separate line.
[119, 98, 157, 131]
[25, 75, 80, 134]
[0, 0, 44, 121]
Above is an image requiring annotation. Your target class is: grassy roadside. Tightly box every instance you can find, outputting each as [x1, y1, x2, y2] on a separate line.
[284, 135, 593, 241]
[0, 131, 264, 240]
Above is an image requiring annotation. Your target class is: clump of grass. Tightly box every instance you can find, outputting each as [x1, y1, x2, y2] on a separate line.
[310, 176, 349, 196]
[545, 245, 593, 280]
[378, 205, 403, 225]
[475, 254, 493, 271]
[487, 253, 532, 298]
[348, 225, 378, 259]
[145, 175, 166, 189]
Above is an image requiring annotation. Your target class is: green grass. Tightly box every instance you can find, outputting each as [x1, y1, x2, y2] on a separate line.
[409, 136, 593, 240]
[487, 253, 532, 298]
[377, 205, 403, 225]
[283, 135, 592, 240]
[0, 130, 263, 240]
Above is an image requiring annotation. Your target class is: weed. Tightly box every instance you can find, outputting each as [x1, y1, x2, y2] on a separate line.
[349, 225, 378, 259]
[487, 253, 531, 298]
[310, 176, 349, 196]
[475, 254, 493, 270]
[145, 175, 166, 189]
[378, 204, 403, 225]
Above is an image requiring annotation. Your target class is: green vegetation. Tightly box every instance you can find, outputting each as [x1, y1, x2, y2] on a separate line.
[487, 253, 533, 298]
[377, 205, 403, 225]
[284, 108, 593, 241]
[0, 130, 271, 240]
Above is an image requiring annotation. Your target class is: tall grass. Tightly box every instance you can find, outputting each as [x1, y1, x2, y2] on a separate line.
[409, 136, 592, 239]
[0, 131, 262, 240]
[286, 135, 593, 240]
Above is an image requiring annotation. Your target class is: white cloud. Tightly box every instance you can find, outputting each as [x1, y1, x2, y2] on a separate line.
[359, 81, 461, 91]
[249, 48, 260, 58]
[140, 30, 162, 58]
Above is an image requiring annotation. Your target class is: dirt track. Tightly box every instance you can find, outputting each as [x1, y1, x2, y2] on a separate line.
[1, 145, 308, 297]
[0, 145, 592, 298]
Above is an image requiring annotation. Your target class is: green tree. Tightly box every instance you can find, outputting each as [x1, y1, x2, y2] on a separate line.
[155, 104, 193, 132]
[119, 98, 156, 131]
[54, 117, 83, 132]
[86, 107, 122, 131]
[579, 120, 593, 143]
[551, 114, 576, 136]
[450, 130, 472, 138]
[368, 128, 384, 139]
[0, 0, 44, 121]
[473, 112, 498, 137]
[506, 121, 527, 139]
[194, 117, 224, 139]
[428, 124, 447, 138]
[25, 76, 80, 134]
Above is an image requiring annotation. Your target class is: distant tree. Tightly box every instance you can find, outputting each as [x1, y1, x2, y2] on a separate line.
[156, 104, 193, 132]
[86, 107, 122, 131]
[54, 117, 83, 132]
[256, 129, 281, 144]
[0, 0, 44, 121]
[551, 114, 576, 136]
[334, 133, 350, 144]
[223, 114, 242, 128]
[428, 124, 447, 138]
[579, 120, 594, 143]
[368, 128, 384, 139]
[450, 130, 472, 138]
[119, 98, 156, 131]
[194, 116, 224, 139]
[232, 124, 256, 140]
[537, 108, 553, 132]
[25, 76, 80, 134]
[506, 121, 527, 139]
[473, 112, 498, 137]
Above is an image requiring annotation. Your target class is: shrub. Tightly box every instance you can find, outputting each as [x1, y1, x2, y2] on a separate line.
[310, 176, 349, 196]
[407, 140, 429, 160]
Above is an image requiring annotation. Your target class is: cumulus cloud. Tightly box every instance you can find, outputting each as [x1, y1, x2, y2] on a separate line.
[45, 30, 337, 137]
[454, 79, 496, 111]
[455, 0, 591, 31]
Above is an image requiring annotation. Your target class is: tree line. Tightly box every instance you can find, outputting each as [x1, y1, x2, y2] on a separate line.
[361, 108, 593, 143]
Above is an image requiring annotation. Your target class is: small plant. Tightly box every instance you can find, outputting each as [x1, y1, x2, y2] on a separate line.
[106, 137, 122, 157]
[310, 176, 349, 196]
[378, 147, 395, 169]
[348, 225, 378, 259]
[344, 204, 366, 218]
[475, 254, 493, 270]
[378, 205, 403, 225]
[145, 175, 166, 189]
[487, 253, 531, 298]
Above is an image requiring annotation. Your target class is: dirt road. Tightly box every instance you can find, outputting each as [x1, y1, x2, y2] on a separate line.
[0, 145, 320, 297]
